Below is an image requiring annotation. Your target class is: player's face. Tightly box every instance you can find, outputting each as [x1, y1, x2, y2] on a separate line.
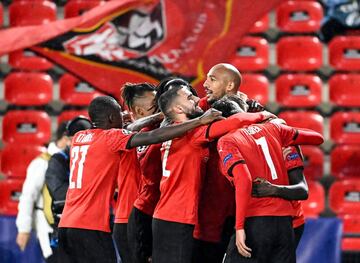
[176, 87, 204, 119]
[111, 102, 124, 128]
[133, 91, 157, 119]
[203, 67, 229, 104]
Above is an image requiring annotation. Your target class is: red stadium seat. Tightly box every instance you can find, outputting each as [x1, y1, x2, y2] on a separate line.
[330, 112, 360, 144]
[342, 238, 360, 251]
[1, 144, 45, 179]
[9, 0, 57, 27]
[329, 179, 360, 215]
[276, 1, 323, 33]
[275, 74, 322, 107]
[302, 180, 325, 218]
[230, 37, 269, 72]
[240, 74, 269, 105]
[302, 145, 324, 180]
[341, 214, 360, 235]
[8, 50, 53, 71]
[278, 111, 324, 135]
[58, 110, 89, 125]
[0, 3, 3, 27]
[329, 74, 360, 107]
[277, 36, 323, 71]
[329, 36, 360, 71]
[248, 14, 269, 34]
[59, 74, 104, 106]
[5, 72, 53, 106]
[2, 110, 51, 145]
[0, 179, 24, 216]
[64, 0, 104, 18]
[331, 145, 360, 179]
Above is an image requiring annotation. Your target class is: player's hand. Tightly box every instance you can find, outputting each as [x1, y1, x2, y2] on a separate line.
[199, 108, 225, 125]
[252, 177, 277, 197]
[16, 232, 30, 251]
[261, 111, 277, 121]
[236, 229, 252, 258]
[246, 99, 264, 112]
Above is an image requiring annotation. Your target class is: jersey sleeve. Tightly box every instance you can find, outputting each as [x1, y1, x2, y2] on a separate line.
[105, 129, 136, 153]
[283, 146, 304, 171]
[190, 126, 210, 145]
[217, 137, 246, 177]
[273, 123, 298, 147]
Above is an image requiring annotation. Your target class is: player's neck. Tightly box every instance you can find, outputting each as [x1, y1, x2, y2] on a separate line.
[172, 113, 188, 124]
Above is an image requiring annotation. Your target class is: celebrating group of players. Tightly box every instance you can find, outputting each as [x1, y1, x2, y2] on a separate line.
[57, 63, 324, 263]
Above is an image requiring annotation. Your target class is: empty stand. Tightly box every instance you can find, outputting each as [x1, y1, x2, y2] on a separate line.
[302, 145, 324, 181]
[1, 144, 46, 179]
[0, 179, 24, 216]
[240, 74, 269, 105]
[230, 37, 269, 72]
[342, 238, 360, 251]
[329, 36, 360, 71]
[5, 72, 53, 106]
[329, 74, 360, 107]
[248, 14, 269, 34]
[331, 145, 360, 179]
[341, 214, 360, 235]
[277, 36, 323, 71]
[64, 0, 104, 18]
[329, 179, 360, 215]
[2, 110, 51, 145]
[302, 180, 325, 218]
[276, 1, 323, 33]
[59, 74, 103, 106]
[9, 0, 57, 27]
[57, 110, 89, 124]
[278, 110, 324, 135]
[276, 74, 322, 107]
[330, 112, 360, 144]
[8, 50, 53, 71]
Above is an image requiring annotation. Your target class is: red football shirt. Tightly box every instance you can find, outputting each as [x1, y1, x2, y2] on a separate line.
[114, 147, 141, 223]
[199, 97, 211, 111]
[283, 146, 305, 228]
[218, 123, 299, 229]
[134, 127, 162, 216]
[153, 126, 210, 225]
[59, 128, 134, 232]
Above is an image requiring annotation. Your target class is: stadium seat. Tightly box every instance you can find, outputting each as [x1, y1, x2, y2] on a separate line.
[4, 72, 53, 106]
[58, 110, 89, 124]
[9, 0, 57, 27]
[302, 180, 325, 218]
[64, 0, 104, 18]
[276, 1, 323, 33]
[0, 179, 24, 216]
[277, 36, 323, 71]
[8, 49, 53, 71]
[240, 74, 269, 105]
[329, 179, 360, 215]
[329, 74, 360, 107]
[301, 145, 324, 181]
[59, 74, 104, 106]
[341, 214, 360, 235]
[248, 14, 269, 34]
[275, 74, 322, 107]
[330, 112, 360, 144]
[342, 238, 360, 251]
[2, 110, 51, 145]
[0, 3, 3, 27]
[278, 110, 324, 135]
[1, 144, 46, 179]
[331, 144, 360, 179]
[329, 36, 360, 71]
[230, 37, 269, 72]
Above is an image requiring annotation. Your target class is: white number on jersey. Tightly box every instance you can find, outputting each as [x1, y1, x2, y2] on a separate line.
[162, 140, 172, 177]
[69, 145, 90, 189]
[255, 137, 278, 180]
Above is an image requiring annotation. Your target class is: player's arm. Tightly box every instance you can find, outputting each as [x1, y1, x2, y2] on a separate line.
[207, 111, 275, 139]
[278, 124, 324, 146]
[127, 108, 224, 148]
[125, 112, 164, 131]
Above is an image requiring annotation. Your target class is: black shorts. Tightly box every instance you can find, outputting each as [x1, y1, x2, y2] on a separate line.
[152, 218, 194, 263]
[113, 223, 132, 263]
[127, 207, 153, 263]
[224, 216, 296, 263]
[294, 223, 305, 248]
[58, 227, 117, 263]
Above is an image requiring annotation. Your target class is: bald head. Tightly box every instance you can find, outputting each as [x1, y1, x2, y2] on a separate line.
[210, 63, 242, 89]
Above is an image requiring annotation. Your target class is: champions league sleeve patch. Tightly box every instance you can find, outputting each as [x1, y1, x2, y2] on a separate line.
[287, 152, 300, 161]
[223, 153, 233, 165]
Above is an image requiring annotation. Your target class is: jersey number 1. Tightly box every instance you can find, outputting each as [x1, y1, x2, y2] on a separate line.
[255, 137, 278, 180]
[69, 145, 90, 189]
[162, 140, 172, 177]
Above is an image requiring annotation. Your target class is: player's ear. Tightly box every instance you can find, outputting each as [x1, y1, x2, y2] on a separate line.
[134, 106, 144, 117]
[226, 81, 235, 93]
[173, 105, 183, 115]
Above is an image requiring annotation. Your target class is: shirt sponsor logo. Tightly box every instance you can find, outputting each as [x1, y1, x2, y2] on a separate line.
[223, 153, 233, 165]
[287, 152, 300, 161]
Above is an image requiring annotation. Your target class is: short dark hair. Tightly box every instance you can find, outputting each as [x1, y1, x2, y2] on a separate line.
[121, 82, 156, 109]
[55, 121, 69, 141]
[88, 96, 120, 124]
[212, 95, 246, 118]
[158, 85, 184, 118]
[66, 116, 93, 136]
[226, 94, 248, 112]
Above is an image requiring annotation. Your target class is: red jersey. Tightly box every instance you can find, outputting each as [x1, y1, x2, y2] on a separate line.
[153, 126, 210, 225]
[59, 128, 133, 232]
[198, 97, 211, 111]
[193, 142, 235, 242]
[218, 123, 299, 229]
[283, 146, 305, 228]
[114, 147, 141, 223]
[134, 126, 162, 216]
